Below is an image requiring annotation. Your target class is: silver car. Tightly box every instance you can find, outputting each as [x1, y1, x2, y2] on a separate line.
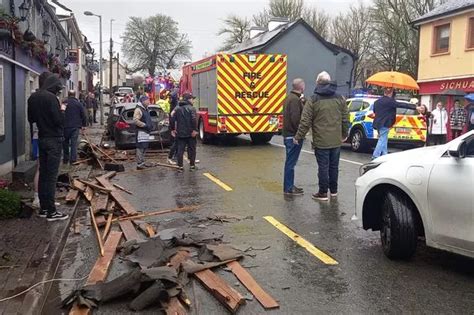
[354, 130, 474, 259]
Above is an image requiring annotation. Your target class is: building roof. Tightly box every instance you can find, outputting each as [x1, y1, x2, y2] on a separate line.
[412, 0, 474, 25]
[230, 18, 355, 58]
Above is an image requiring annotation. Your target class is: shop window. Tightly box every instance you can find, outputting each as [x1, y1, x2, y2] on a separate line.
[433, 23, 450, 54]
[468, 17, 474, 49]
[0, 66, 4, 139]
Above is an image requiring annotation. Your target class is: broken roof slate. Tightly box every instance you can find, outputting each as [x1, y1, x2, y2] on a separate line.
[412, 0, 474, 25]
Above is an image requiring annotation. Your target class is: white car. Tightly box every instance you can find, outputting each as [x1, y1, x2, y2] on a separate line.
[354, 130, 474, 259]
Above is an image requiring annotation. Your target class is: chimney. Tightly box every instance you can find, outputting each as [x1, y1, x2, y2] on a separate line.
[249, 26, 266, 38]
[268, 17, 290, 31]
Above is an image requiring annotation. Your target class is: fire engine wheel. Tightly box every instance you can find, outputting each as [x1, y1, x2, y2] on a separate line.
[350, 128, 368, 152]
[199, 119, 212, 144]
[250, 133, 273, 144]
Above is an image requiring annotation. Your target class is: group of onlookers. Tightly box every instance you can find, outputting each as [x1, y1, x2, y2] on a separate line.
[418, 99, 473, 146]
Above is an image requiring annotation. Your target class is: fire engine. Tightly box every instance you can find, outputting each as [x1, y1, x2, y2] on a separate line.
[180, 53, 287, 144]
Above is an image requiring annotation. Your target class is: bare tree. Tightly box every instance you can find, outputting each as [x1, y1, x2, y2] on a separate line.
[268, 0, 305, 20]
[122, 14, 192, 76]
[303, 7, 331, 39]
[370, 0, 443, 77]
[217, 15, 251, 51]
[332, 2, 372, 85]
[253, 10, 271, 28]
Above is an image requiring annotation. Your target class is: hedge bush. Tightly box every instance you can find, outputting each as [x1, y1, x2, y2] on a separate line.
[0, 189, 21, 219]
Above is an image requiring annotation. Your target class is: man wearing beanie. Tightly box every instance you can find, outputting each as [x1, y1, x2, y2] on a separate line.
[133, 95, 153, 170]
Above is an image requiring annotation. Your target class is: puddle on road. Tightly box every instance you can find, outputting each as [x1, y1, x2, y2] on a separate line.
[258, 180, 281, 193]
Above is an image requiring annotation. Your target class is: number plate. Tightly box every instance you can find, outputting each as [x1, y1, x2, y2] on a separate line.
[396, 127, 411, 134]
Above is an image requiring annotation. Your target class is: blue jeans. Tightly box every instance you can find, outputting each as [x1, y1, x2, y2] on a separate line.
[283, 138, 303, 192]
[63, 128, 80, 163]
[315, 147, 340, 194]
[373, 127, 390, 158]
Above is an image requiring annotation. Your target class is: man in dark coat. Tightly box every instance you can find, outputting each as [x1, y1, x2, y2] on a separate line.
[63, 90, 87, 165]
[282, 78, 305, 196]
[133, 96, 153, 170]
[27, 73, 68, 221]
[172, 93, 198, 171]
[372, 88, 418, 159]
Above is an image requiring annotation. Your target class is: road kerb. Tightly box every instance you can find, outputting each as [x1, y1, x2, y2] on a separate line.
[203, 173, 233, 191]
[263, 216, 338, 265]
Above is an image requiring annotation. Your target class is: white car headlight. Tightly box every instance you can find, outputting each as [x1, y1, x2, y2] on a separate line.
[359, 162, 383, 176]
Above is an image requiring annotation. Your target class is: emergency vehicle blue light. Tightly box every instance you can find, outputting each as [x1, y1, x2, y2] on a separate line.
[353, 94, 379, 98]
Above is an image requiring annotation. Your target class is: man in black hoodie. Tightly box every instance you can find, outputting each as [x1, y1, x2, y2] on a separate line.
[172, 93, 198, 171]
[27, 73, 68, 221]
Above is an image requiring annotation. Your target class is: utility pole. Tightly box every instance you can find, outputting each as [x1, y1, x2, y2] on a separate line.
[116, 53, 120, 86]
[109, 19, 114, 94]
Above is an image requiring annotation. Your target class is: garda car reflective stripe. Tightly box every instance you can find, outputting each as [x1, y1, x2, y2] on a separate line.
[216, 54, 287, 133]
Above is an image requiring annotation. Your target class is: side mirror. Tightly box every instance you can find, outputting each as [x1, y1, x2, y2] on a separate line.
[448, 140, 467, 159]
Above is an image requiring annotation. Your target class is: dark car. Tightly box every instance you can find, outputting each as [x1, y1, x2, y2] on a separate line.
[114, 103, 171, 149]
[106, 103, 126, 139]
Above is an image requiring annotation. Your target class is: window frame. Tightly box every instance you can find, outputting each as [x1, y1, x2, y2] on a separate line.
[466, 16, 474, 51]
[432, 21, 451, 56]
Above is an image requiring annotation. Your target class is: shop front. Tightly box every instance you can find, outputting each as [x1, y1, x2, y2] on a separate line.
[419, 77, 474, 140]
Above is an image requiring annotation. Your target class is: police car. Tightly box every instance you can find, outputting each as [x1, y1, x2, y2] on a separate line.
[346, 95, 427, 152]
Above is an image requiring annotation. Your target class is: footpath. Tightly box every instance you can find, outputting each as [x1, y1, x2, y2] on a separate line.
[0, 126, 103, 315]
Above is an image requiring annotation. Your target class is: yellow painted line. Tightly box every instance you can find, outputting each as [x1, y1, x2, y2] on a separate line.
[263, 216, 338, 265]
[203, 173, 233, 192]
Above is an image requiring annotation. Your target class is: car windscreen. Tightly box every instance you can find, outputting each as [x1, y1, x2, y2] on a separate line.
[122, 107, 166, 121]
[396, 108, 418, 115]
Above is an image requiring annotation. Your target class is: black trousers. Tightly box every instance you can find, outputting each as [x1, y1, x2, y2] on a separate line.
[431, 134, 446, 145]
[93, 109, 97, 123]
[38, 137, 62, 213]
[168, 135, 177, 159]
[177, 137, 196, 167]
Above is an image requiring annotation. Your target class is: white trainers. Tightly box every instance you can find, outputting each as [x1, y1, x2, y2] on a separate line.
[32, 197, 40, 209]
[167, 158, 177, 165]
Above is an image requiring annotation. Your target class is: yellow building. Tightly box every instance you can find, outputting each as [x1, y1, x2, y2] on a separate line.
[413, 0, 474, 112]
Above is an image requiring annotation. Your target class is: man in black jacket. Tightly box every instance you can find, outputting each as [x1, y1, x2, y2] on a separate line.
[27, 73, 68, 221]
[173, 93, 198, 171]
[282, 78, 305, 196]
[372, 88, 419, 159]
[63, 90, 87, 165]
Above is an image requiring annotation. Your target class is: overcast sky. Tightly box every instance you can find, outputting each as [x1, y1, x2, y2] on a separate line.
[61, 0, 360, 65]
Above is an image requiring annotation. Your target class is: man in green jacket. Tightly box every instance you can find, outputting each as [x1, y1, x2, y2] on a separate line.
[294, 71, 349, 201]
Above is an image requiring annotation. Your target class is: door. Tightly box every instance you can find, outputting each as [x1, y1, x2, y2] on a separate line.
[428, 135, 474, 252]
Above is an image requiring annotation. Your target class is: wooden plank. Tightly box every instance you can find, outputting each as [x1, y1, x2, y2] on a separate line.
[95, 175, 116, 191]
[107, 200, 116, 212]
[118, 220, 142, 241]
[113, 183, 133, 195]
[83, 186, 94, 202]
[69, 231, 123, 314]
[168, 250, 190, 270]
[113, 205, 198, 222]
[194, 269, 245, 313]
[90, 207, 105, 256]
[72, 179, 86, 192]
[95, 193, 109, 212]
[79, 179, 112, 193]
[165, 298, 187, 315]
[65, 189, 79, 203]
[102, 214, 113, 241]
[103, 171, 117, 179]
[227, 261, 279, 310]
[110, 190, 138, 215]
[133, 220, 156, 237]
[95, 215, 106, 227]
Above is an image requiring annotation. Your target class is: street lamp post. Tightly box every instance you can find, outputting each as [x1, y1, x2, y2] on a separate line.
[84, 11, 104, 125]
[110, 19, 115, 93]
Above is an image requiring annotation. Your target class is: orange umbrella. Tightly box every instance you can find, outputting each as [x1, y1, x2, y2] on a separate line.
[366, 71, 419, 90]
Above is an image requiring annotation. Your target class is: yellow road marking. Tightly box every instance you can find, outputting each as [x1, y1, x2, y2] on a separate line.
[203, 173, 233, 191]
[263, 216, 338, 265]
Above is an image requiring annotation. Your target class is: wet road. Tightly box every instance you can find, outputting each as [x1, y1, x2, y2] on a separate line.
[44, 136, 473, 314]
